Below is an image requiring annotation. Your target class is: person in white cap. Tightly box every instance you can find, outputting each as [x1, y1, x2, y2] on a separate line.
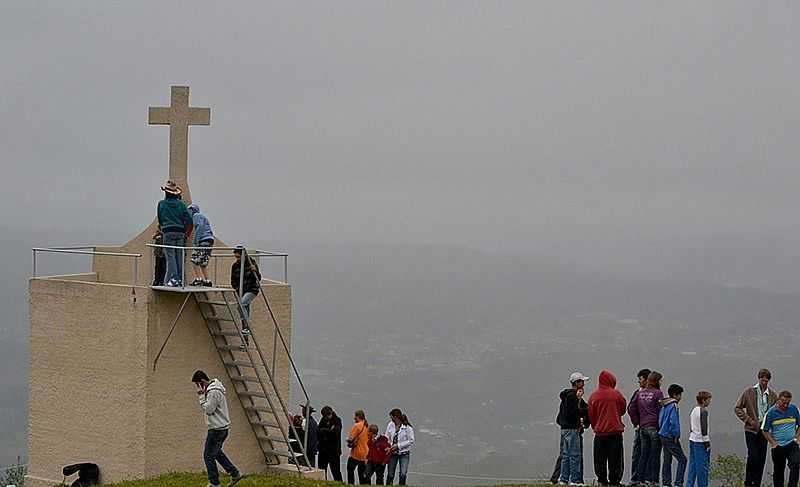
[557, 372, 592, 485]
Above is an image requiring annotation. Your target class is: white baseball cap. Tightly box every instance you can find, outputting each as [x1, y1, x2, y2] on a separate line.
[570, 372, 590, 383]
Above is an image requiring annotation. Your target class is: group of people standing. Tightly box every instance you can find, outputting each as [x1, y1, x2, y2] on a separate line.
[290, 406, 415, 485]
[552, 368, 799, 487]
[154, 180, 262, 334]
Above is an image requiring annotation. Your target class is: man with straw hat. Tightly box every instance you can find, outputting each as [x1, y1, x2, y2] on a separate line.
[157, 180, 193, 286]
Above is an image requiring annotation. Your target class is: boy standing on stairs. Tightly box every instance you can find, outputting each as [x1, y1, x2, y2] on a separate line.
[230, 246, 262, 337]
[192, 370, 244, 487]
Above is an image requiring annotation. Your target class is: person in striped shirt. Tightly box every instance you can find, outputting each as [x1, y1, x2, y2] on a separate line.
[762, 390, 800, 487]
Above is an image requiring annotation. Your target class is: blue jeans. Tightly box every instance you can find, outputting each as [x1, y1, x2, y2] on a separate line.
[237, 291, 257, 330]
[204, 428, 239, 486]
[638, 427, 662, 483]
[661, 437, 687, 487]
[559, 429, 583, 484]
[163, 232, 185, 284]
[386, 452, 410, 485]
[686, 441, 709, 487]
[631, 429, 642, 483]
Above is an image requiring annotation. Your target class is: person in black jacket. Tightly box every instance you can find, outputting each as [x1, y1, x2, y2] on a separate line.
[318, 405, 343, 482]
[230, 247, 261, 336]
[556, 372, 591, 485]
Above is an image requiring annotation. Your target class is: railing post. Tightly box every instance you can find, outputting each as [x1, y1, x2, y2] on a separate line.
[284, 255, 288, 283]
[133, 256, 139, 287]
[32, 249, 37, 277]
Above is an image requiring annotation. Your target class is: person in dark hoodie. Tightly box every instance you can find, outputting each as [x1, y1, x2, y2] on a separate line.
[157, 180, 193, 287]
[230, 246, 261, 336]
[318, 405, 344, 482]
[557, 371, 591, 485]
[660, 384, 687, 487]
[628, 371, 665, 486]
[192, 370, 244, 487]
[630, 368, 652, 485]
[588, 370, 627, 486]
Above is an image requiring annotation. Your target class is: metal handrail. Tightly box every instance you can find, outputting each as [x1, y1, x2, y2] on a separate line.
[145, 243, 289, 283]
[31, 247, 143, 286]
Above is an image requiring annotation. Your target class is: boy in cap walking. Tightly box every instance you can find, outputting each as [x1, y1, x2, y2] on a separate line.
[557, 372, 591, 485]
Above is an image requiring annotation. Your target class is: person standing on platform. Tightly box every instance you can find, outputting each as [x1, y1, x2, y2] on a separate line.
[736, 369, 778, 487]
[156, 180, 192, 287]
[187, 203, 215, 287]
[318, 406, 344, 482]
[588, 370, 627, 486]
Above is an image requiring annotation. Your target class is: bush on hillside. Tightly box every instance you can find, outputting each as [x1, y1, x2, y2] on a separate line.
[711, 453, 745, 487]
[0, 457, 27, 487]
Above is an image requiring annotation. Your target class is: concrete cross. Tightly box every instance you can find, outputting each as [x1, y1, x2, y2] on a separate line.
[149, 86, 210, 201]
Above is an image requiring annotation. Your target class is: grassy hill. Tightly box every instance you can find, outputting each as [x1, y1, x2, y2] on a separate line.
[101, 472, 547, 487]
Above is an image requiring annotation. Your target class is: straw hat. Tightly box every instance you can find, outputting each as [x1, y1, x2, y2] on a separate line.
[161, 180, 182, 195]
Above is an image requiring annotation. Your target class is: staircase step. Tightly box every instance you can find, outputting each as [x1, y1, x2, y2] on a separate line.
[244, 405, 278, 414]
[210, 330, 240, 337]
[205, 315, 235, 322]
[223, 360, 256, 368]
[230, 375, 261, 384]
[217, 344, 247, 351]
[238, 390, 274, 399]
[256, 433, 298, 444]
[249, 418, 281, 428]
[197, 300, 230, 306]
[261, 449, 304, 459]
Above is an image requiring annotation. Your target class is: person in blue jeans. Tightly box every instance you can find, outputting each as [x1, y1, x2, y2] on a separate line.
[192, 370, 244, 487]
[385, 408, 415, 485]
[557, 372, 591, 485]
[629, 371, 665, 485]
[156, 181, 193, 287]
[687, 391, 712, 487]
[762, 390, 800, 487]
[660, 384, 687, 487]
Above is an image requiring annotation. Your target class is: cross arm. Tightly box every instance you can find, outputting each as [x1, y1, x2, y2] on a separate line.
[148, 107, 171, 125]
[188, 107, 211, 126]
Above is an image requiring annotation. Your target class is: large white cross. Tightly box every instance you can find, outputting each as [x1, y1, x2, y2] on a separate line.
[149, 86, 210, 200]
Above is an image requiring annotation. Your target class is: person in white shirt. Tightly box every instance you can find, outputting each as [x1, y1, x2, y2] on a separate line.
[384, 408, 415, 485]
[687, 391, 713, 487]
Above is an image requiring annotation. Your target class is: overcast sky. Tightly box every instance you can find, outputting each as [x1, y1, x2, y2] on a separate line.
[1, 1, 798, 250]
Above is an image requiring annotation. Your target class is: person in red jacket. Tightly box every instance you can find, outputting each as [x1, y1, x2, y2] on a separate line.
[364, 424, 391, 485]
[589, 370, 628, 486]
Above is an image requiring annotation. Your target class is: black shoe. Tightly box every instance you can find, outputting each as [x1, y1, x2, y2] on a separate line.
[203, 279, 213, 287]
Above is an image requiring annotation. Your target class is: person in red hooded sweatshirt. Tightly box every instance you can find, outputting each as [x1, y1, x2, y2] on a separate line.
[589, 370, 628, 486]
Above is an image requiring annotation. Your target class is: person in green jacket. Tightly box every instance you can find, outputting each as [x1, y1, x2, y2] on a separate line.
[156, 180, 193, 286]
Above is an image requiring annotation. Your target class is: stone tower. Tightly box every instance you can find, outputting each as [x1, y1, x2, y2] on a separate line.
[26, 86, 318, 486]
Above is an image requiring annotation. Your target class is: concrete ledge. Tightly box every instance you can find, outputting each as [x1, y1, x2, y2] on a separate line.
[25, 473, 61, 487]
[265, 463, 325, 480]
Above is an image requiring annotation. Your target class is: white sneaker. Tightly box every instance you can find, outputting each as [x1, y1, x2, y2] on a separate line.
[569, 483, 585, 486]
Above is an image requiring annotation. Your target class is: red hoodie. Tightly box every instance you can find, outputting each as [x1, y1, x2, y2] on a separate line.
[367, 435, 392, 465]
[588, 370, 627, 435]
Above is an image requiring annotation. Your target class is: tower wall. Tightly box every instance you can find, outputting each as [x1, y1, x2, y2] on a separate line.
[27, 275, 294, 486]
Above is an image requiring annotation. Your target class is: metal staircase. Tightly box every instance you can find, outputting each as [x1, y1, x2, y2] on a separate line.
[194, 287, 312, 472]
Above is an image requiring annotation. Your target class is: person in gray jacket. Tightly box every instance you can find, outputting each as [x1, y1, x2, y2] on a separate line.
[192, 370, 244, 487]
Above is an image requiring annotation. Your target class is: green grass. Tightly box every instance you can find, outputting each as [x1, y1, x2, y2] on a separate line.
[101, 471, 550, 487]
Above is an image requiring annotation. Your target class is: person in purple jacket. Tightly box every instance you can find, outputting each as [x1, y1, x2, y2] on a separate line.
[628, 371, 665, 486]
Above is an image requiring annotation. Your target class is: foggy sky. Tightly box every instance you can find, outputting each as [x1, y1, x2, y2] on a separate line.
[1, 1, 798, 250]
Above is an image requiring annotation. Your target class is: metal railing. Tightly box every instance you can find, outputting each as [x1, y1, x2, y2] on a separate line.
[31, 247, 143, 286]
[146, 244, 289, 285]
